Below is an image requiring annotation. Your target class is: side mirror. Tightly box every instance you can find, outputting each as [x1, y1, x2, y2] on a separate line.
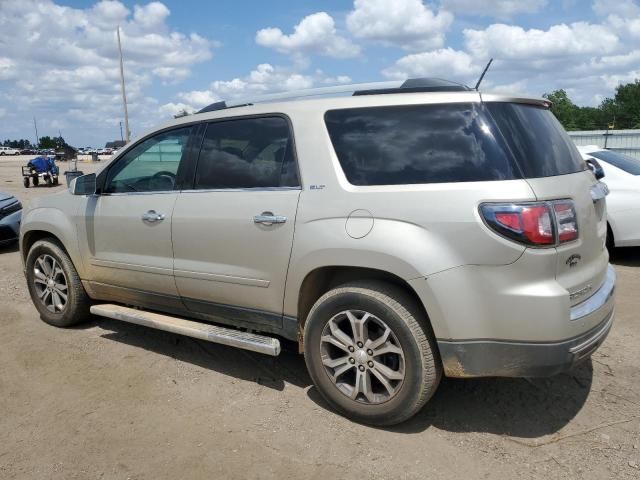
[586, 158, 605, 180]
[70, 173, 97, 195]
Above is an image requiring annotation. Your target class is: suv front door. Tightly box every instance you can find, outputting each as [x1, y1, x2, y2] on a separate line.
[172, 116, 301, 329]
[78, 126, 194, 309]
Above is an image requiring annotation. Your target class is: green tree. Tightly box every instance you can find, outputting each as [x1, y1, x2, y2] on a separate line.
[37, 135, 69, 149]
[611, 80, 640, 128]
[543, 89, 580, 130]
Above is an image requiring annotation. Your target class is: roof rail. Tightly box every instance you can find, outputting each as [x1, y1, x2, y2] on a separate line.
[197, 77, 472, 113]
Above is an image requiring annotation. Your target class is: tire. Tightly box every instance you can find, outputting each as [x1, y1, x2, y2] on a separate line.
[606, 224, 615, 258]
[45, 176, 52, 187]
[25, 239, 91, 327]
[33, 176, 39, 187]
[23, 177, 29, 188]
[303, 281, 441, 426]
[53, 177, 59, 186]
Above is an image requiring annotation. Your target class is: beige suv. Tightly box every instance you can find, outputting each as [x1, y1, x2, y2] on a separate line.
[20, 79, 615, 425]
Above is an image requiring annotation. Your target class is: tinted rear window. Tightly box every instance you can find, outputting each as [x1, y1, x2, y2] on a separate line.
[325, 103, 519, 186]
[485, 102, 586, 178]
[589, 150, 640, 176]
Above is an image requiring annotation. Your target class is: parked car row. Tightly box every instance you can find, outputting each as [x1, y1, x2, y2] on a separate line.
[1, 148, 61, 156]
[77, 147, 117, 155]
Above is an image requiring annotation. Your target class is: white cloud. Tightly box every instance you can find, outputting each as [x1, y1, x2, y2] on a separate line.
[346, 0, 453, 51]
[256, 12, 360, 58]
[158, 102, 196, 117]
[441, 0, 547, 18]
[592, 0, 640, 17]
[0, 57, 17, 80]
[464, 22, 619, 60]
[177, 89, 220, 108]
[382, 48, 478, 80]
[152, 66, 191, 84]
[0, 0, 214, 145]
[164, 63, 352, 114]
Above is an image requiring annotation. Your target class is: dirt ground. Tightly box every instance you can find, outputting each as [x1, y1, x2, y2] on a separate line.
[1, 156, 639, 479]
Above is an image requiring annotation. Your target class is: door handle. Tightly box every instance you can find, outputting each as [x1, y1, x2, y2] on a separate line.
[142, 210, 166, 223]
[254, 211, 287, 226]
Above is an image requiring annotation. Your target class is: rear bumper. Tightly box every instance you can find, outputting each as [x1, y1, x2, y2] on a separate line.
[438, 265, 616, 378]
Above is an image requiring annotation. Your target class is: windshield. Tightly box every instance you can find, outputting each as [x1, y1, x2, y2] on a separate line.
[589, 150, 640, 176]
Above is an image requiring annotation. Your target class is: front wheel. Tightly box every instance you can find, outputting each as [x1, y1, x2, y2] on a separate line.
[25, 239, 91, 327]
[304, 281, 441, 426]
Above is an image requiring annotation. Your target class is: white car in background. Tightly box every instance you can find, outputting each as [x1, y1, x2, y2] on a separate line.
[578, 145, 640, 249]
[0, 146, 20, 155]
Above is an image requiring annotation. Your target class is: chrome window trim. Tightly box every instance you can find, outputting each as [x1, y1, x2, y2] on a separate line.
[99, 190, 178, 197]
[570, 264, 616, 321]
[179, 186, 302, 194]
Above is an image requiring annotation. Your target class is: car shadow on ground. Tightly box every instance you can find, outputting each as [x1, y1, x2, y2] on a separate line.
[308, 361, 593, 438]
[611, 246, 640, 267]
[93, 316, 592, 438]
[93, 317, 311, 391]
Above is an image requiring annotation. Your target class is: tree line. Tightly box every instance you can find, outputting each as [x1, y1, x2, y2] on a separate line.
[544, 79, 640, 131]
[2, 135, 69, 150]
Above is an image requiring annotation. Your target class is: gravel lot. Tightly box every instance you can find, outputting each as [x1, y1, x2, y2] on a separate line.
[1, 156, 639, 479]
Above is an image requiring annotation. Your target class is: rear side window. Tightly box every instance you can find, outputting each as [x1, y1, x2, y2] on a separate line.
[589, 150, 640, 176]
[325, 104, 519, 186]
[485, 103, 586, 178]
[194, 116, 299, 189]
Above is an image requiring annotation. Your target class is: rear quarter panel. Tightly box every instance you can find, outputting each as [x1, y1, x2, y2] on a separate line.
[282, 100, 537, 330]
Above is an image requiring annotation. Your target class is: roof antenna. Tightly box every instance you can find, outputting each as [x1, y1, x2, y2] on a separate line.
[474, 58, 493, 91]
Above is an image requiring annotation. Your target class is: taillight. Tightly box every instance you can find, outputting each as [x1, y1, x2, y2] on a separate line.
[553, 201, 578, 243]
[480, 200, 578, 247]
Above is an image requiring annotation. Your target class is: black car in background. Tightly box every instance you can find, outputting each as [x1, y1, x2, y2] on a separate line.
[0, 192, 22, 246]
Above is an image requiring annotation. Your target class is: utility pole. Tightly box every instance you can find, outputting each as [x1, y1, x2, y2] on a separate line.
[33, 116, 39, 148]
[117, 26, 131, 143]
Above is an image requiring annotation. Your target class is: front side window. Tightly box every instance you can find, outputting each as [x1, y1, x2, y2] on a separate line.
[325, 103, 519, 186]
[104, 127, 192, 193]
[194, 116, 299, 189]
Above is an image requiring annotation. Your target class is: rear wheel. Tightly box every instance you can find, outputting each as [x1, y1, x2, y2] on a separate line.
[33, 176, 39, 187]
[45, 176, 52, 187]
[26, 239, 91, 327]
[303, 281, 441, 426]
[606, 224, 615, 258]
[23, 177, 29, 188]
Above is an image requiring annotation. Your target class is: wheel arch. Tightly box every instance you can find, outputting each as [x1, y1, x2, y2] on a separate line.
[21, 210, 84, 278]
[295, 266, 438, 353]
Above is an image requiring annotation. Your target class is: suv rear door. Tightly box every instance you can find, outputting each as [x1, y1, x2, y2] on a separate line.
[171, 116, 301, 329]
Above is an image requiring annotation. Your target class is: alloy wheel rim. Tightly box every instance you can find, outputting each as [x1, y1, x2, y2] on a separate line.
[33, 254, 68, 313]
[320, 310, 405, 404]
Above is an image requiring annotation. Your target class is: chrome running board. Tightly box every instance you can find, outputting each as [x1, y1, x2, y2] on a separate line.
[90, 304, 281, 356]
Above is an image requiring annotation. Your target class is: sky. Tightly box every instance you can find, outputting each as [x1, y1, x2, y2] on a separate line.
[0, 0, 639, 147]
